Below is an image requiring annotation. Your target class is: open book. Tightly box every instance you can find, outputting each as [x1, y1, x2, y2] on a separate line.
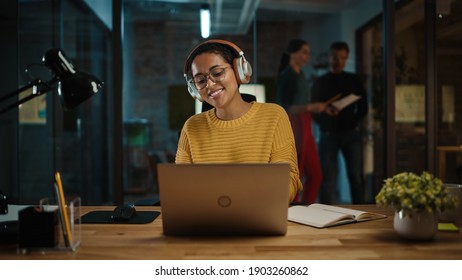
[330, 93, 361, 111]
[288, 203, 386, 228]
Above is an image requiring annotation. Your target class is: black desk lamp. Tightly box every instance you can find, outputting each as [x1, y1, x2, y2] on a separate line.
[0, 48, 103, 115]
[0, 49, 103, 217]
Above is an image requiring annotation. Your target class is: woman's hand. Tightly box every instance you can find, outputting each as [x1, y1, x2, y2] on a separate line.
[307, 102, 327, 114]
[325, 105, 339, 116]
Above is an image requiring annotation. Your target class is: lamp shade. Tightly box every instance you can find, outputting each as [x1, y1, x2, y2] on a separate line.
[58, 71, 103, 110]
[43, 48, 103, 110]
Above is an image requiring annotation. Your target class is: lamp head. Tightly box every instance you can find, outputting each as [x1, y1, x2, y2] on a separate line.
[58, 72, 103, 110]
[43, 48, 76, 79]
[43, 48, 103, 110]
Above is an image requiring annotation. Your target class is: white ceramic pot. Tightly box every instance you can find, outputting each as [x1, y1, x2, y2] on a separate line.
[393, 210, 438, 241]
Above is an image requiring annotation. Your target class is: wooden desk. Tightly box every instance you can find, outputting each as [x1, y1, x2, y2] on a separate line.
[1, 205, 461, 260]
[437, 145, 462, 182]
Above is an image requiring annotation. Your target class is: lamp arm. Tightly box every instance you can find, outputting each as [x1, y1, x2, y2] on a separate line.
[0, 79, 55, 115]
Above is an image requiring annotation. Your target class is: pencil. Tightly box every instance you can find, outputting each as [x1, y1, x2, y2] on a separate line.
[55, 171, 73, 247]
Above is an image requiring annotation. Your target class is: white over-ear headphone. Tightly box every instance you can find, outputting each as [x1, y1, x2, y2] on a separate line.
[183, 39, 253, 102]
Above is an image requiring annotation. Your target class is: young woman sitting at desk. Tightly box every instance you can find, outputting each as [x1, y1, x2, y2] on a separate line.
[176, 39, 302, 203]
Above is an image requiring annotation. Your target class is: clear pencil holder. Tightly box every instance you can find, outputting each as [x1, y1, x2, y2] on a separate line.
[18, 197, 81, 254]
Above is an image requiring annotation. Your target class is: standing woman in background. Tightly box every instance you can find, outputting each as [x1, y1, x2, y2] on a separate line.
[276, 39, 326, 204]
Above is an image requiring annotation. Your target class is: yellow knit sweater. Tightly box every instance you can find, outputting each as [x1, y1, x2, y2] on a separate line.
[176, 102, 303, 202]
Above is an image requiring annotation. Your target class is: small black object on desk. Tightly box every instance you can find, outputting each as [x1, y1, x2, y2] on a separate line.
[18, 206, 59, 248]
[81, 207, 159, 224]
[111, 204, 137, 222]
[0, 221, 18, 245]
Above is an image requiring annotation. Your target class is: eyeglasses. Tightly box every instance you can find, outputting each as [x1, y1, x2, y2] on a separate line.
[191, 67, 230, 90]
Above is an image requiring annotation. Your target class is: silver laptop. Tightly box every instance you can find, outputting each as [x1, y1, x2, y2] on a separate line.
[157, 163, 290, 236]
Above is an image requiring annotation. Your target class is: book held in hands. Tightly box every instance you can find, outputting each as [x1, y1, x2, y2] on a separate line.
[330, 93, 361, 111]
[288, 203, 386, 228]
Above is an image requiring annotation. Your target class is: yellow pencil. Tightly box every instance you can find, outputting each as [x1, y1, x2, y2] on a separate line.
[55, 171, 73, 247]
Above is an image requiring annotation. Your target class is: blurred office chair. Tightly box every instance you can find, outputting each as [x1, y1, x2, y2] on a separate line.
[133, 150, 177, 206]
[133, 151, 161, 206]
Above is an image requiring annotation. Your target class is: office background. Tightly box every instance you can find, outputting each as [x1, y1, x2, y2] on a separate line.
[1, 0, 461, 206]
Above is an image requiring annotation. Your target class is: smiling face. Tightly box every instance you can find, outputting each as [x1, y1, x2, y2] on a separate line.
[191, 52, 240, 109]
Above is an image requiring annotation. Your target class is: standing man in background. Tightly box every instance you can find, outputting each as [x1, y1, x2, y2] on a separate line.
[311, 41, 368, 204]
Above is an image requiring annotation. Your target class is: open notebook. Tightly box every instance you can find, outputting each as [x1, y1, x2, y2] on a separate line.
[288, 203, 386, 228]
[157, 163, 291, 236]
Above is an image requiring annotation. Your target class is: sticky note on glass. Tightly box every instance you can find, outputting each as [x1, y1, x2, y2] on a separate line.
[438, 223, 459, 232]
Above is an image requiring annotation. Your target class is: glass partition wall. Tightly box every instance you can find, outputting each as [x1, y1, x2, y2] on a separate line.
[10, 0, 113, 205]
[435, 0, 462, 184]
[358, 0, 427, 199]
[358, 0, 462, 199]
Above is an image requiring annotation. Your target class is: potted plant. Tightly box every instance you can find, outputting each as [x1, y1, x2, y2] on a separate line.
[375, 171, 458, 240]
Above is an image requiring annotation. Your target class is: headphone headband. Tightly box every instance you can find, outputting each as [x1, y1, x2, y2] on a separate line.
[183, 39, 244, 75]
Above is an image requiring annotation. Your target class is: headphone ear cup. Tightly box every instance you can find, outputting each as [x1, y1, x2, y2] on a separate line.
[188, 85, 203, 102]
[185, 76, 203, 102]
[242, 59, 252, 82]
[233, 56, 252, 84]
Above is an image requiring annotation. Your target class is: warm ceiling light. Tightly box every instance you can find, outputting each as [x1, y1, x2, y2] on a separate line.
[200, 4, 210, 38]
